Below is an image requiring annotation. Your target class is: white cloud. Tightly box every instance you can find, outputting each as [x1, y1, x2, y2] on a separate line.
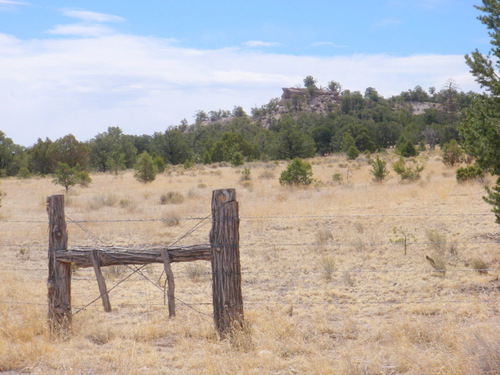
[310, 41, 347, 48]
[244, 40, 280, 48]
[48, 24, 114, 37]
[0, 0, 28, 5]
[61, 9, 124, 23]
[0, 32, 479, 146]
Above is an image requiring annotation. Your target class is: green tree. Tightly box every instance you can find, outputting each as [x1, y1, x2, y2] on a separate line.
[279, 158, 313, 186]
[442, 139, 463, 166]
[303, 75, 317, 88]
[206, 132, 258, 163]
[346, 145, 360, 160]
[49, 134, 90, 171]
[0, 131, 27, 176]
[28, 138, 53, 175]
[396, 137, 418, 157]
[88, 127, 137, 173]
[274, 117, 316, 160]
[134, 151, 157, 183]
[52, 162, 92, 192]
[462, 0, 500, 224]
[370, 156, 389, 182]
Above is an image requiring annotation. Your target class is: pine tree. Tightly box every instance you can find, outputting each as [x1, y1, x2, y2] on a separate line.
[462, 0, 500, 223]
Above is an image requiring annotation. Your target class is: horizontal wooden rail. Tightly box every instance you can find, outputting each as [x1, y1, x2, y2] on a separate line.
[56, 245, 212, 268]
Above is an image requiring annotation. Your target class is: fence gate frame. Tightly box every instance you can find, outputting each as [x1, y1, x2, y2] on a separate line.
[47, 188, 243, 339]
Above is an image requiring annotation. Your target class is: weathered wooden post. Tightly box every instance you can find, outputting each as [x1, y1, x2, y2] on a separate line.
[162, 250, 176, 317]
[90, 250, 111, 312]
[210, 189, 243, 338]
[47, 195, 72, 337]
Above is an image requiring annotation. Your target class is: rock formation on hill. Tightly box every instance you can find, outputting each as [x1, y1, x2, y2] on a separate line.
[256, 87, 341, 128]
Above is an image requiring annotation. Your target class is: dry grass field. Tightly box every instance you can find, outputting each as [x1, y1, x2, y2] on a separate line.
[0, 149, 499, 374]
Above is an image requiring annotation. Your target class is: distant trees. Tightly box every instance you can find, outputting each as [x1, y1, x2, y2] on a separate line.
[0, 131, 25, 177]
[49, 134, 90, 171]
[89, 127, 137, 173]
[0, 74, 485, 179]
[205, 132, 258, 164]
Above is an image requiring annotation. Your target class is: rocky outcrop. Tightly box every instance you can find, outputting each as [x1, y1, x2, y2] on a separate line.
[257, 87, 341, 128]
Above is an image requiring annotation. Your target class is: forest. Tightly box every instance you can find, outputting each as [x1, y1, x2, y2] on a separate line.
[0, 79, 478, 177]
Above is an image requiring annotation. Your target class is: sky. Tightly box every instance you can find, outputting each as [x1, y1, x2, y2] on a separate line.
[0, 0, 490, 147]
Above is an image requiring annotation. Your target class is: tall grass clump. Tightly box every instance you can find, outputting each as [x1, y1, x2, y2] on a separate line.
[160, 191, 184, 205]
[319, 256, 336, 281]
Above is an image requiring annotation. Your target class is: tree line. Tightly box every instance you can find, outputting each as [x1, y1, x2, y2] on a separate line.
[0, 81, 477, 177]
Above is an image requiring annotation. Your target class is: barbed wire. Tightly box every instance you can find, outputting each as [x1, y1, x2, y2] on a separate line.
[1, 296, 498, 310]
[2, 266, 499, 275]
[0, 211, 495, 224]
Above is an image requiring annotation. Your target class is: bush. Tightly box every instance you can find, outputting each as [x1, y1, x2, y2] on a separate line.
[396, 138, 419, 157]
[231, 152, 245, 167]
[392, 157, 424, 181]
[52, 162, 92, 192]
[240, 167, 251, 181]
[332, 173, 343, 184]
[346, 145, 360, 160]
[160, 191, 184, 205]
[17, 167, 31, 179]
[471, 258, 489, 274]
[279, 158, 313, 186]
[134, 151, 157, 183]
[370, 156, 389, 182]
[456, 165, 485, 182]
[442, 139, 464, 166]
[153, 155, 166, 173]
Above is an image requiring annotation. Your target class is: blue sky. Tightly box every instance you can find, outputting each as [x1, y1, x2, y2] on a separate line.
[0, 0, 489, 146]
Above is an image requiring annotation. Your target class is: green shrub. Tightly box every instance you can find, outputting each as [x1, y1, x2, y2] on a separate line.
[456, 165, 485, 182]
[231, 152, 245, 167]
[52, 162, 92, 192]
[153, 155, 166, 173]
[396, 137, 419, 157]
[442, 139, 464, 166]
[17, 167, 31, 179]
[279, 158, 313, 186]
[240, 167, 251, 181]
[370, 156, 389, 182]
[392, 157, 424, 181]
[346, 145, 360, 160]
[332, 173, 343, 184]
[134, 151, 158, 183]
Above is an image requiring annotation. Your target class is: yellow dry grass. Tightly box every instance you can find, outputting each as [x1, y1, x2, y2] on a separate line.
[1, 150, 499, 374]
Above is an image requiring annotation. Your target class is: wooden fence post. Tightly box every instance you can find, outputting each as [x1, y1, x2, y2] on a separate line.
[90, 250, 111, 312]
[162, 250, 176, 318]
[210, 189, 243, 338]
[47, 195, 72, 337]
